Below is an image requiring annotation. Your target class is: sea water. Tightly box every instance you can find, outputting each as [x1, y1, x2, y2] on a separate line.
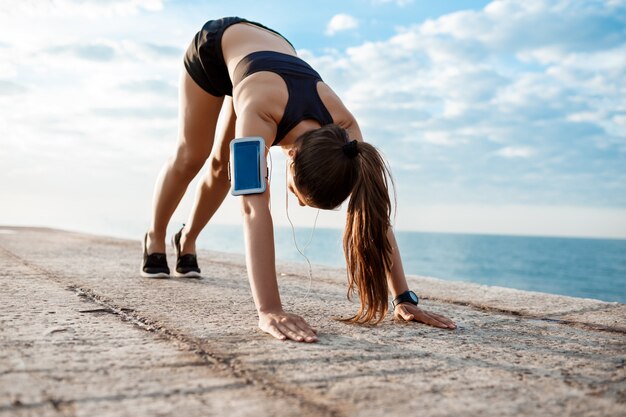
[197, 224, 626, 303]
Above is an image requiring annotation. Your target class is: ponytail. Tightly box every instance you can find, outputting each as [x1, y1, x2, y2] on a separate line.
[292, 124, 395, 324]
[342, 141, 394, 324]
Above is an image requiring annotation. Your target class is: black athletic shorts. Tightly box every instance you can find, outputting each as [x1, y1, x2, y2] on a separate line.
[183, 17, 294, 97]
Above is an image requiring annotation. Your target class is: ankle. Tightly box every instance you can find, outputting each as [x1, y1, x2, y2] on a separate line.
[148, 229, 166, 242]
[146, 230, 166, 254]
[179, 229, 197, 255]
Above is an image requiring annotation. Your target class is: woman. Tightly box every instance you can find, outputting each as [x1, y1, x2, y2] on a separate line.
[142, 17, 456, 342]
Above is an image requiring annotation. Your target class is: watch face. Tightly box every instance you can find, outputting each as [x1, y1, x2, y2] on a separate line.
[410, 291, 418, 303]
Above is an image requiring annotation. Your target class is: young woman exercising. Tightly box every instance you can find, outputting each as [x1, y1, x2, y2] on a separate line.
[142, 17, 456, 342]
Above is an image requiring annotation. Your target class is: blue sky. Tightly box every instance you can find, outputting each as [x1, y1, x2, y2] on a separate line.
[1, 0, 625, 239]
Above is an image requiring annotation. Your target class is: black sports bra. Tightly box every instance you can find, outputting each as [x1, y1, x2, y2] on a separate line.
[233, 50, 334, 145]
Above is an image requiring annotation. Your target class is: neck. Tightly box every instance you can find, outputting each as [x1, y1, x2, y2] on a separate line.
[279, 120, 322, 154]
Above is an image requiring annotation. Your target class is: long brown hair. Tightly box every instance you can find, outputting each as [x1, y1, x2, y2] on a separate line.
[293, 124, 394, 324]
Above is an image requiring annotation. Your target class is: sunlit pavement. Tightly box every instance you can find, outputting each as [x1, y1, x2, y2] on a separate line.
[1, 227, 624, 417]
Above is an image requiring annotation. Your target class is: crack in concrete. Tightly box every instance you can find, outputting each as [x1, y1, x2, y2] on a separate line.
[0, 245, 349, 417]
[0, 361, 208, 377]
[67, 285, 348, 417]
[1, 382, 251, 413]
[421, 298, 626, 335]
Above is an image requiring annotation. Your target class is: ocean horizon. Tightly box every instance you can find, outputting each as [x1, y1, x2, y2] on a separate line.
[190, 224, 625, 304]
[6, 223, 623, 304]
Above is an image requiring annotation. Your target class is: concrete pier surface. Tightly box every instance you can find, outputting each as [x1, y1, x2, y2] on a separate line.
[0, 226, 624, 417]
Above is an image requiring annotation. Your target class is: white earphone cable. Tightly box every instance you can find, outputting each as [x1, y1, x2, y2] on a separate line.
[265, 144, 272, 211]
[285, 161, 319, 303]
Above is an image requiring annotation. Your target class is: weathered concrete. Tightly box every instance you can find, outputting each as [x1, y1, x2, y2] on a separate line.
[0, 227, 624, 417]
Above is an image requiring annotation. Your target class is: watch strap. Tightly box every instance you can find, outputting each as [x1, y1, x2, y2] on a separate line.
[392, 290, 419, 309]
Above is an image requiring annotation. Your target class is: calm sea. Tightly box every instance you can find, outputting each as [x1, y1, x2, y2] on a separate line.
[195, 224, 626, 303]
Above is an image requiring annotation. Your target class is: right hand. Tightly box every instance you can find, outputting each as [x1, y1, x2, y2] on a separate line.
[258, 310, 318, 342]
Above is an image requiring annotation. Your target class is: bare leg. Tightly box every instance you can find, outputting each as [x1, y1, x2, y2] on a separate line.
[146, 69, 224, 254]
[179, 97, 237, 255]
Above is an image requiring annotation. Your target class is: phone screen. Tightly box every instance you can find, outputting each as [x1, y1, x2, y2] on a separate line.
[233, 140, 262, 192]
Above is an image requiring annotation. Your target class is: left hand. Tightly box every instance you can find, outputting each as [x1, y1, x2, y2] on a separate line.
[394, 303, 456, 329]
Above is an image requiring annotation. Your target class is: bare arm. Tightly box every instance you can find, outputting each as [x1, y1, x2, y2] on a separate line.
[240, 192, 281, 312]
[386, 229, 410, 298]
[386, 225, 456, 329]
[347, 118, 455, 329]
[235, 105, 318, 342]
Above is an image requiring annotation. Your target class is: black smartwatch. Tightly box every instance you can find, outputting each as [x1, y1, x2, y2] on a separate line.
[392, 290, 419, 309]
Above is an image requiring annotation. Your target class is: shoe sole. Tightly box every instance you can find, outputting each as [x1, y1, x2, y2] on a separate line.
[173, 270, 201, 278]
[139, 267, 170, 279]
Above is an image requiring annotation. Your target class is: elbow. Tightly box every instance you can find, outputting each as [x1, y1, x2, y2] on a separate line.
[240, 197, 253, 218]
[239, 194, 270, 220]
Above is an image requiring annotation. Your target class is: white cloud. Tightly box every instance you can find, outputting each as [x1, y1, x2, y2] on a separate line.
[614, 115, 626, 126]
[496, 146, 535, 158]
[399, 204, 626, 239]
[371, 0, 414, 6]
[305, 0, 626, 212]
[1, 0, 625, 240]
[0, 12, 183, 234]
[0, 0, 164, 18]
[423, 131, 458, 146]
[0, 80, 27, 94]
[325, 14, 359, 36]
[46, 42, 118, 61]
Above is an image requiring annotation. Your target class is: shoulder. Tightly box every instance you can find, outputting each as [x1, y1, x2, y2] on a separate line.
[233, 89, 278, 147]
[316, 83, 363, 141]
[234, 72, 288, 122]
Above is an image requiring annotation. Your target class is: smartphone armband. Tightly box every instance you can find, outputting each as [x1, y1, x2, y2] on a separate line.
[228, 137, 267, 196]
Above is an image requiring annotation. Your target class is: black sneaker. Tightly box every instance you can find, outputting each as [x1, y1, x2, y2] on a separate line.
[141, 233, 170, 278]
[172, 225, 201, 278]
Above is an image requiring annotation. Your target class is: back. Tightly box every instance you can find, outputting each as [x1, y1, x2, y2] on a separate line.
[222, 23, 297, 82]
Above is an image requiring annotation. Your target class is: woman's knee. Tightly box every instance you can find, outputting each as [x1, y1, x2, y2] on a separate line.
[171, 148, 208, 177]
[209, 155, 229, 181]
